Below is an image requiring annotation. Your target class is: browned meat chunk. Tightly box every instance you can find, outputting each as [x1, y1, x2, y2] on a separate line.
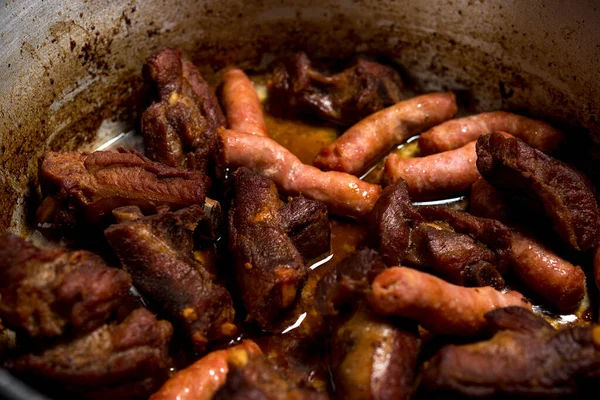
[414, 224, 497, 285]
[141, 48, 225, 170]
[461, 261, 507, 291]
[280, 197, 331, 263]
[417, 206, 513, 274]
[369, 180, 506, 285]
[476, 132, 600, 251]
[228, 168, 308, 331]
[316, 248, 386, 316]
[315, 250, 420, 400]
[38, 149, 207, 229]
[268, 52, 403, 126]
[0, 233, 131, 338]
[213, 350, 328, 400]
[368, 179, 424, 267]
[5, 308, 173, 400]
[331, 305, 421, 400]
[104, 206, 236, 352]
[420, 306, 600, 398]
[469, 178, 586, 311]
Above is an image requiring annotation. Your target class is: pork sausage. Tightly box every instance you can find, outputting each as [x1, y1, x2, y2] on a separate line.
[369, 266, 531, 336]
[313, 92, 457, 175]
[384, 132, 513, 201]
[218, 128, 382, 220]
[510, 231, 585, 311]
[418, 111, 564, 155]
[150, 340, 261, 400]
[220, 69, 268, 137]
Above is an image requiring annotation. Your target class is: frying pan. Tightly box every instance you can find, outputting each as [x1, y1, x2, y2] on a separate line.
[0, 0, 599, 398]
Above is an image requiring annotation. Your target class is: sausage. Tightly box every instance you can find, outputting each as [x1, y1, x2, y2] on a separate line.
[510, 231, 585, 311]
[418, 111, 564, 155]
[220, 69, 268, 137]
[369, 267, 531, 336]
[384, 140, 478, 201]
[217, 128, 382, 220]
[149, 340, 261, 400]
[313, 92, 457, 175]
[470, 178, 586, 311]
[384, 132, 514, 201]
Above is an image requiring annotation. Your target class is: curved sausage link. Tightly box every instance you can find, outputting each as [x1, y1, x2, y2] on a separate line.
[220, 69, 268, 137]
[418, 111, 564, 155]
[369, 266, 531, 336]
[469, 177, 586, 311]
[384, 132, 512, 201]
[150, 340, 261, 400]
[218, 128, 382, 220]
[313, 92, 457, 175]
[510, 231, 585, 311]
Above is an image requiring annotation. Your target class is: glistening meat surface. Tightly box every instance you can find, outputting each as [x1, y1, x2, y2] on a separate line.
[468, 177, 586, 311]
[105, 206, 236, 352]
[5, 308, 173, 400]
[39, 149, 207, 228]
[217, 128, 382, 220]
[370, 267, 531, 336]
[0, 233, 131, 338]
[314, 92, 457, 175]
[418, 111, 564, 155]
[420, 307, 600, 398]
[227, 168, 308, 331]
[150, 340, 262, 400]
[268, 51, 404, 126]
[220, 68, 268, 137]
[476, 132, 600, 251]
[141, 48, 225, 170]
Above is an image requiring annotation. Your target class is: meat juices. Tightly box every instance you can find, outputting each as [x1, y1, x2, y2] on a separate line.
[105, 206, 236, 352]
[476, 132, 600, 251]
[150, 340, 262, 400]
[421, 307, 600, 397]
[331, 305, 421, 400]
[228, 168, 308, 330]
[316, 248, 387, 315]
[141, 48, 226, 170]
[370, 267, 531, 336]
[268, 51, 404, 126]
[220, 68, 268, 137]
[469, 178, 586, 311]
[0, 233, 131, 338]
[279, 197, 331, 262]
[418, 111, 564, 155]
[218, 128, 382, 220]
[38, 149, 207, 228]
[5, 308, 173, 400]
[316, 249, 421, 400]
[314, 92, 457, 175]
[213, 350, 328, 400]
